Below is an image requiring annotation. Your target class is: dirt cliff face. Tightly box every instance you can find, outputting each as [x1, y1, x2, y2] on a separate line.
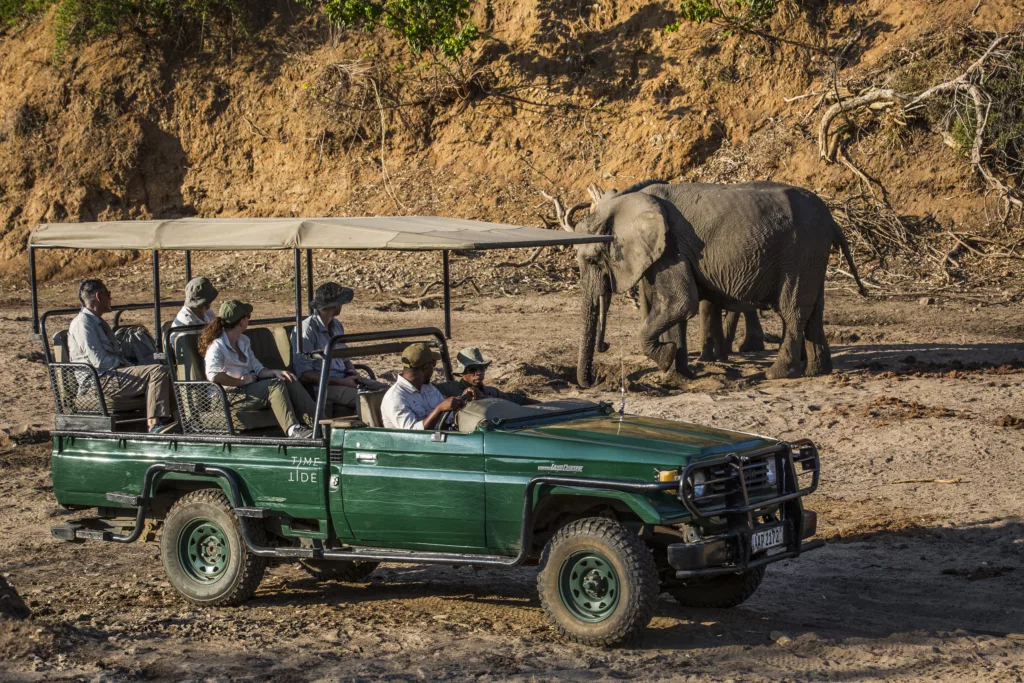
[0, 0, 1021, 287]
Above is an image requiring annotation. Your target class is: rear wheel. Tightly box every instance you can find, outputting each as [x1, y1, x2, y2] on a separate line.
[300, 559, 379, 583]
[537, 517, 659, 647]
[160, 489, 267, 606]
[666, 566, 766, 608]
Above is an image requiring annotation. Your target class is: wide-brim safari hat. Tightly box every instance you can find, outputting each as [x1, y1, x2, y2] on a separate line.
[184, 277, 218, 308]
[311, 282, 354, 311]
[453, 347, 492, 375]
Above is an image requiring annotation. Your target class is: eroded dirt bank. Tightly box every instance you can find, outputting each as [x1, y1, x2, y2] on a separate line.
[1, 280, 1022, 681]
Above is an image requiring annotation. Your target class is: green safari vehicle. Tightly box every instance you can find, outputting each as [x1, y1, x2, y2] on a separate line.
[29, 217, 823, 646]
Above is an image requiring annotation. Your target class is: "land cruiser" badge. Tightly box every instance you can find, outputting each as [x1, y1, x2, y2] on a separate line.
[538, 464, 584, 473]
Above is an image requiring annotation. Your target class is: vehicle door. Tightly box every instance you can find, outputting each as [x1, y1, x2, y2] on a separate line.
[340, 428, 486, 551]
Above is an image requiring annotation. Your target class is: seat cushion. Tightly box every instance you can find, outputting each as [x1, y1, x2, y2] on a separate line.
[272, 326, 294, 371]
[173, 333, 206, 381]
[245, 327, 287, 371]
[358, 390, 388, 428]
[52, 331, 69, 363]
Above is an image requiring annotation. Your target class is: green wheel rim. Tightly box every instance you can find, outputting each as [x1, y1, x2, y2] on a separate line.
[179, 519, 230, 583]
[558, 550, 620, 622]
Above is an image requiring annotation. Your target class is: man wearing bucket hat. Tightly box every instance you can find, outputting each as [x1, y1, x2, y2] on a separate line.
[381, 342, 465, 430]
[292, 282, 387, 417]
[434, 347, 535, 406]
[170, 277, 218, 345]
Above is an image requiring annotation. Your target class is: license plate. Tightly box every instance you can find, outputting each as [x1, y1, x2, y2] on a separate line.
[751, 526, 784, 553]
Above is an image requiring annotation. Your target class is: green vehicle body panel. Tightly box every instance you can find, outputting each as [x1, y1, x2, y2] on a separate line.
[51, 411, 782, 555]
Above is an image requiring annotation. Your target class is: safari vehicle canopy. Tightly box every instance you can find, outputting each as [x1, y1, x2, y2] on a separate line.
[29, 216, 821, 648]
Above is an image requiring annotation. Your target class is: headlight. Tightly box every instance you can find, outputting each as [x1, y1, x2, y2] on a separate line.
[692, 470, 707, 498]
[765, 458, 777, 486]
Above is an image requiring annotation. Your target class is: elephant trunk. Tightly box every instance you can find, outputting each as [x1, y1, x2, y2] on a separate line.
[577, 268, 601, 388]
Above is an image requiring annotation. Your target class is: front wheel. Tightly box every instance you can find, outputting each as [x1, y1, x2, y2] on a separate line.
[160, 489, 267, 606]
[666, 566, 765, 608]
[537, 517, 659, 647]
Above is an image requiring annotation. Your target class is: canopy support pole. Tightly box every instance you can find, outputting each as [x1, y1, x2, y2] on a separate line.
[184, 250, 192, 282]
[152, 251, 162, 351]
[305, 249, 314, 312]
[442, 250, 452, 340]
[29, 246, 40, 340]
[294, 249, 303, 355]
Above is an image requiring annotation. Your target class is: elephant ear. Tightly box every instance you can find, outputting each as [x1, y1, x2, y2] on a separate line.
[605, 193, 668, 293]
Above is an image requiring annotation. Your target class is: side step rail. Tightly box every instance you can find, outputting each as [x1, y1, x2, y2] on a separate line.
[51, 462, 200, 544]
[53, 462, 678, 569]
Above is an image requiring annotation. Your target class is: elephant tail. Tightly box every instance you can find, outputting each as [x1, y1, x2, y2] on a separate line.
[833, 221, 868, 297]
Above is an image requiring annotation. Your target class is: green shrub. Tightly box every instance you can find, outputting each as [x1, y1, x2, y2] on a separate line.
[306, 0, 479, 59]
[678, 0, 780, 28]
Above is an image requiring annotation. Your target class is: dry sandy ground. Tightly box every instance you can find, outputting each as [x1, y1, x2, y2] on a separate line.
[1, 282, 1023, 682]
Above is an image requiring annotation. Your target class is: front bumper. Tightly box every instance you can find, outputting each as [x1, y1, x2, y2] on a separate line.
[668, 439, 824, 578]
[667, 509, 824, 578]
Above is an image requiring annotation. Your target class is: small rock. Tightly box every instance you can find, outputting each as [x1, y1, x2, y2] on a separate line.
[918, 297, 935, 306]
[770, 630, 791, 645]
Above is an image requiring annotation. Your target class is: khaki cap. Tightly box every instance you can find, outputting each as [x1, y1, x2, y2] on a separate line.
[184, 277, 218, 308]
[401, 342, 441, 368]
[219, 300, 253, 325]
[453, 347, 492, 375]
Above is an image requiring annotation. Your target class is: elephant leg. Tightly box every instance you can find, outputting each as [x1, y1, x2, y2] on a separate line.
[724, 310, 741, 353]
[767, 287, 809, 380]
[737, 311, 766, 352]
[596, 277, 611, 354]
[662, 323, 691, 377]
[804, 289, 831, 376]
[698, 301, 724, 362]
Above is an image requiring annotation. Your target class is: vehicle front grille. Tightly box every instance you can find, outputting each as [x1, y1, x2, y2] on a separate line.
[688, 449, 783, 512]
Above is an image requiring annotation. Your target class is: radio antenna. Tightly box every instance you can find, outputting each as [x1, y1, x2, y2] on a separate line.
[618, 354, 626, 417]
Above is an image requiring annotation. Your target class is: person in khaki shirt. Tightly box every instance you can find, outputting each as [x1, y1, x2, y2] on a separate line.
[200, 300, 316, 438]
[67, 279, 175, 433]
[434, 347, 535, 406]
[292, 282, 387, 417]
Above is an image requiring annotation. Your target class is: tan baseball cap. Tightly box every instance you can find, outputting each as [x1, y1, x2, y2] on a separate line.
[401, 342, 441, 368]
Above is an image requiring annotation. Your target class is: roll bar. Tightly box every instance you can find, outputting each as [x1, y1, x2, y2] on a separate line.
[40, 302, 185, 363]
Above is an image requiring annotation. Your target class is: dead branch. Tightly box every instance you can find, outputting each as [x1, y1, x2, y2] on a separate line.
[818, 34, 1022, 210]
[540, 191, 590, 231]
[496, 246, 544, 267]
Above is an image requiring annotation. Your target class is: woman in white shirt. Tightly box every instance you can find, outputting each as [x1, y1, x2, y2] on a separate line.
[198, 300, 316, 438]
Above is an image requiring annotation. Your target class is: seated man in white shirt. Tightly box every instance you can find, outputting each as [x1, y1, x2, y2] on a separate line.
[381, 343, 466, 430]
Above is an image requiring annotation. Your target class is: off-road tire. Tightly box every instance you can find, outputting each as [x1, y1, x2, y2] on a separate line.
[666, 566, 766, 608]
[300, 559, 379, 583]
[537, 517, 659, 647]
[160, 489, 267, 606]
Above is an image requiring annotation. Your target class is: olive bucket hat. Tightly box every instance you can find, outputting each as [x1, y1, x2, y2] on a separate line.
[219, 300, 253, 325]
[311, 282, 354, 311]
[401, 342, 441, 369]
[184, 277, 218, 308]
[453, 347, 492, 375]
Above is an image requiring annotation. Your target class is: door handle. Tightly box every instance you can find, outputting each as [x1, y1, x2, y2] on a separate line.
[354, 452, 377, 464]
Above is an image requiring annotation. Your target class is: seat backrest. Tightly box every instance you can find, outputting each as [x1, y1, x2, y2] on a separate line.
[272, 326, 294, 371]
[245, 327, 287, 371]
[358, 390, 388, 428]
[174, 333, 206, 381]
[52, 330, 69, 363]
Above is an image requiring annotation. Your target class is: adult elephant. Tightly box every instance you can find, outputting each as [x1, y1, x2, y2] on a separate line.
[564, 180, 866, 387]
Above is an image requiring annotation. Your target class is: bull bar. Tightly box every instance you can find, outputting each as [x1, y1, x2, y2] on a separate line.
[668, 439, 824, 579]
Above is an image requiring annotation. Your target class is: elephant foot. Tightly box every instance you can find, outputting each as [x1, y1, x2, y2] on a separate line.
[651, 342, 678, 372]
[698, 349, 717, 363]
[597, 342, 610, 353]
[716, 350, 731, 362]
[766, 362, 803, 380]
[665, 367, 695, 382]
[738, 338, 766, 353]
[805, 352, 833, 376]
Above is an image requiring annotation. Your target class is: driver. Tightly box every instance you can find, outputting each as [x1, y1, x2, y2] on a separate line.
[381, 343, 465, 430]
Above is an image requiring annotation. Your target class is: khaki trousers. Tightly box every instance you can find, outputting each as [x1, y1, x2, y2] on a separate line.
[101, 364, 172, 421]
[228, 378, 317, 431]
[319, 379, 390, 418]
